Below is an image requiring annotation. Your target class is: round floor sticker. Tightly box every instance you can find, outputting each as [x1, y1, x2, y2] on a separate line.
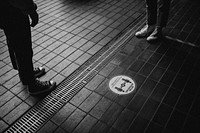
[109, 75, 136, 95]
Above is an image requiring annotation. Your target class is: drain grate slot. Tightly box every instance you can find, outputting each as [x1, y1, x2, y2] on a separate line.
[6, 95, 64, 133]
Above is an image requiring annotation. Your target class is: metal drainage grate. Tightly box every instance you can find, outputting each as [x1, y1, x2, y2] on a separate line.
[5, 15, 145, 133]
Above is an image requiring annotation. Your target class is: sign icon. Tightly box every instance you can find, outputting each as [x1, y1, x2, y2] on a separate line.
[109, 75, 136, 95]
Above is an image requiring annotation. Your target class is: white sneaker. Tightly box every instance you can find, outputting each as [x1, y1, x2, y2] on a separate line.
[135, 25, 155, 38]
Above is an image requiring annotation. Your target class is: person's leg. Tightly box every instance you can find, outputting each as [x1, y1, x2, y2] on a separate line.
[3, 2, 56, 96]
[157, 0, 172, 28]
[7, 42, 18, 70]
[4, 12, 35, 85]
[135, 0, 157, 37]
[146, 0, 158, 26]
[147, 0, 172, 42]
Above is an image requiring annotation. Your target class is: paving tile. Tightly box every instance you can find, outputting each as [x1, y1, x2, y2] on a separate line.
[73, 115, 97, 133]
[148, 52, 162, 65]
[90, 97, 112, 119]
[84, 31, 98, 40]
[33, 49, 50, 61]
[162, 88, 181, 107]
[138, 78, 157, 97]
[149, 66, 166, 81]
[113, 108, 136, 133]
[139, 62, 155, 77]
[139, 98, 160, 120]
[51, 103, 76, 125]
[75, 52, 92, 65]
[99, 63, 117, 77]
[79, 92, 102, 112]
[0, 96, 22, 118]
[94, 78, 109, 96]
[182, 115, 200, 133]
[45, 55, 64, 68]
[127, 94, 147, 113]
[87, 44, 102, 55]
[152, 103, 173, 126]
[145, 121, 164, 133]
[160, 70, 176, 86]
[190, 95, 200, 118]
[80, 41, 95, 52]
[39, 52, 57, 64]
[40, 69, 57, 81]
[67, 50, 84, 62]
[60, 63, 79, 77]
[52, 74, 65, 84]
[166, 109, 186, 132]
[0, 61, 6, 69]
[72, 38, 88, 48]
[53, 127, 67, 133]
[53, 59, 71, 73]
[0, 65, 12, 77]
[10, 83, 26, 95]
[150, 83, 169, 102]
[37, 121, 57, 133]
[171, 74, 187, 91]
[0, 85, 7, 96]
[133, 74, 146, 90]
[4, 102, 30, 124]
[66, 36, 81, 46]
[127, 115, 149, 133]
[0, 69, 18, 85]
[3, 75, 20, 89]
[90, 121, 109, 133]
[61, 108, 86, 133]
[0, 91, 14, 107]
[70, 88, 92, 107]
[111, 53, 128, 66]
[85, 74, 105, 91]
[0, 120, 8, 133]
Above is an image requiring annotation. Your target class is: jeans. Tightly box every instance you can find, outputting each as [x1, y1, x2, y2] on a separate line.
[146, 0, 172, 27]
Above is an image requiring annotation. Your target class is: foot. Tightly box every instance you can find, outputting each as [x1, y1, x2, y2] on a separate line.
[34, 67, 46, 78]
[28, 79, 56, 96]
[20, 67, 46, 85]
[147, 26, 163, 42]
[135, 24, 155, 38]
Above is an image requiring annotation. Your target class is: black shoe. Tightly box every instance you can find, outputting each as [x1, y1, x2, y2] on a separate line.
[34, 67, 46, 78]
[28, 79, 56, 96]
[20, 67, 46, 85]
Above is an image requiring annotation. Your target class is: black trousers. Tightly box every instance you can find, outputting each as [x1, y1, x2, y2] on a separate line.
[146, 0, 172, 27]
[1, 2, 35, 84]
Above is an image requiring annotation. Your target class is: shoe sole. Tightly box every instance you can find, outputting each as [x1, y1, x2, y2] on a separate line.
[29, 82, 56, 96]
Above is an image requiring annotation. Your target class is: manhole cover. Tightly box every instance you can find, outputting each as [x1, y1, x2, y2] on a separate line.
[109, 75, 136, 95]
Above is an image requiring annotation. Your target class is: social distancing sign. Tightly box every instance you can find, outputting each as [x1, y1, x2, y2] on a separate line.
[109, 75, 136, 95]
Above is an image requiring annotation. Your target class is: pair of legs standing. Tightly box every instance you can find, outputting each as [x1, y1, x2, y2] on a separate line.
[135, 0, 171, 42]
[1, 2, 56, 96]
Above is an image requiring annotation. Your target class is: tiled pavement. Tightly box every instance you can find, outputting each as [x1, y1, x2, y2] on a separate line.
[0, 0, 200, 133]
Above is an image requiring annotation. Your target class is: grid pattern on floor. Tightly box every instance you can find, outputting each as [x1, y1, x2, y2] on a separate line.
[5, 15, 146, 133]
[0, 0, 146, 132]
[1, 0, 200, 133]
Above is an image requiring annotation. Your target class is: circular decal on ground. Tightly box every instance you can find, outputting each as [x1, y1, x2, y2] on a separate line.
[109, 75, 136, 95]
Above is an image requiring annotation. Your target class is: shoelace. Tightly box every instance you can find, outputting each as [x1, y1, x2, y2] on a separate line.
[35, 80, 50, 87]
[34, 67, 41, 73]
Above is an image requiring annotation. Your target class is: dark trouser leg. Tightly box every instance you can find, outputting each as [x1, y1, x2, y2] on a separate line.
[3, 7, 35, 85]
[157, 0, 172, 27]
[146, 0, 158, 25]
[7, 40, 18, 70]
